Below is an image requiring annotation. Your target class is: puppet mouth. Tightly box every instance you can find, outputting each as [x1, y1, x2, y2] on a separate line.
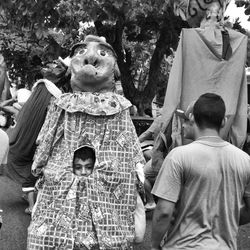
[71, 59, 112, 88]
[74, 65, 109, 86]
[81, 65, 99, 78]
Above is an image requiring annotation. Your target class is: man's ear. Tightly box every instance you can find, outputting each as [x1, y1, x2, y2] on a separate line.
[221, 117, 227, 128]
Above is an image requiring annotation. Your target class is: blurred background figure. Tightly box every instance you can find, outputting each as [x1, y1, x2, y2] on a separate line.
[6, 59, 68, 215]
[139, 95, 164, 212]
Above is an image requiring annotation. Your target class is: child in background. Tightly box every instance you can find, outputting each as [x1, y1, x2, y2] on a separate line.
[73, 146, 95, 177]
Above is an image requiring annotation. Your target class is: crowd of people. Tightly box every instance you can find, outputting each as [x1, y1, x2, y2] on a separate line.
[0, 35, 250, 250]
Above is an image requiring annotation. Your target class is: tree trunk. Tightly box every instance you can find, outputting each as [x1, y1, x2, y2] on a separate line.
[95, 10, 185, 115]
[95, 18, 141, 110]
[142, 9, 183, 112]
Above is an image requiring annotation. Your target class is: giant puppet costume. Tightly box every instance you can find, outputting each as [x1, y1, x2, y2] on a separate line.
[149, 0, 248, 171]
[27, 36, 145, 250]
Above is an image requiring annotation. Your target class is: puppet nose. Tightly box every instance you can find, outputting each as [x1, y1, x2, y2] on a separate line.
[84, 57, 98, 67]
[83, 50, 99, 67]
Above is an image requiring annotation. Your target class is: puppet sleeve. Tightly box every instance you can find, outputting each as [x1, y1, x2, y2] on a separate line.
[229, 72, 248, 148]
[160, 31, 183, 132]
[32, 99, 64, 176]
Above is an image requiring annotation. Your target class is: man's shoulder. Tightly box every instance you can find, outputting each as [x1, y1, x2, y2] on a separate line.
[169, 142, 197, 156]
[226, 142, 250, 160]
[164, 144, 197, 165]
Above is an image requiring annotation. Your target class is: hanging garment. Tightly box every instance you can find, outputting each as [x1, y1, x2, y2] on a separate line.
[160, 26, 248, 148]
[27, 92, 145, 250]
[6, 80, 62, 184]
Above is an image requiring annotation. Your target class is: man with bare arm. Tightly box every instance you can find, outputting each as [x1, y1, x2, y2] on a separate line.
[151, 93, 250, 250]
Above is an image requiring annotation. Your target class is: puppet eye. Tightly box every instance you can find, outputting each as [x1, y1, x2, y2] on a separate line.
[98, 50, 108, 57]
[74, 47, 87, 56]
[78, 48, 87, 55]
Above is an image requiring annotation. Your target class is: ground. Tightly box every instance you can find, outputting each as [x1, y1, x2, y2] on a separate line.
[0, 172, 250, 250]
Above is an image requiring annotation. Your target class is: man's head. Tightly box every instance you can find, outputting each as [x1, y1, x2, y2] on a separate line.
[152, 99, 164, 118]
[73, 146, 95, 177]
[176, 102, 195, 140]
[192, 93, 226, 132]
[69, 35, 120, 93]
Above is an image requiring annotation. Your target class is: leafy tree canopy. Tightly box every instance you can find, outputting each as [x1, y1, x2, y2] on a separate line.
[0, 0, 249, 113]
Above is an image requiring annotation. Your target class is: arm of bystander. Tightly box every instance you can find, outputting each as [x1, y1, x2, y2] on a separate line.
[151, 198, 175, 250]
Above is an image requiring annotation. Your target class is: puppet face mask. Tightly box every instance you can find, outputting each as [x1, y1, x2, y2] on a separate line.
[70, 39, 117, 92]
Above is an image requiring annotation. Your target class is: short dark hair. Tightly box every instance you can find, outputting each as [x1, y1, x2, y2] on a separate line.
[193, 93, 225, 131]
[73, 146, 95, 163]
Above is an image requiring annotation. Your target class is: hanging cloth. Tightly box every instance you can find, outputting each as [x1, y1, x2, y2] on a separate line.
[160, 26, 248, 148]
[6, 80, 62, 184]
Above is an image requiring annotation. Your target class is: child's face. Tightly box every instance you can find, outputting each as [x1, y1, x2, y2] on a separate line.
[73, 158, 94, 177]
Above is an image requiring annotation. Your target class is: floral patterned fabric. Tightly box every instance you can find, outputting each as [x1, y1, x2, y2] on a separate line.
[27, 92, 145, 250]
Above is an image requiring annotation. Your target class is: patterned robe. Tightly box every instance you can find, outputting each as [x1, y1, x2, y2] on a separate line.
[27, 92, 145, 250]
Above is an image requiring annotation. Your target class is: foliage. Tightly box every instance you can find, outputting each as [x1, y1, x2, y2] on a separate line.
[0, 0, 59, 85]
[0, 0, 248, 113]
[0, 0, 185, 114]
[235, 0, 250, 17]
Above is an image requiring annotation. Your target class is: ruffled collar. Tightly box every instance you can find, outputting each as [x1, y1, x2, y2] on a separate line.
[54, 92, 132, 116]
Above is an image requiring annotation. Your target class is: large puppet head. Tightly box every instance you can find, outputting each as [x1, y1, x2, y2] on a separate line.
[171, 0, 230, 27]
[69, 35, 120, 93]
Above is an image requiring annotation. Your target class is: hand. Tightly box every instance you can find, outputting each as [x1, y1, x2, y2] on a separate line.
[13, 102, 23, 111]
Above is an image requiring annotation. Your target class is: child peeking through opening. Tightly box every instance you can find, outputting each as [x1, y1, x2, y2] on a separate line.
[73, 146, 95, 177]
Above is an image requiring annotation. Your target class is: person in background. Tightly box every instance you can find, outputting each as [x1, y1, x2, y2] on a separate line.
[143, 102, 195, 212]
[151, 93, 250, 250]
[139, 98, 163, 211]
[6, 60, 69, 215]
[139, 98, 163, 147]
[0, 54, 11, 102]
[0, 83, 32, 121]
[175, 101, 196, 144]
[0, 55, 12, 128]
[0, 128, 8, 231]
[0, 128, 9, 167]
